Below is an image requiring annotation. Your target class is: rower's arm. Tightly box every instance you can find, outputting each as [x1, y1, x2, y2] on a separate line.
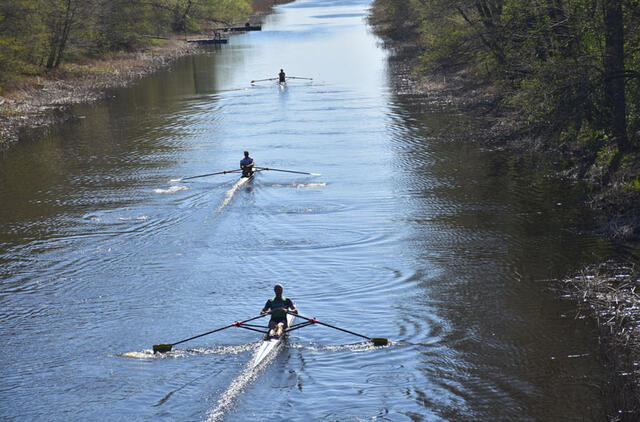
[288, 301, 298, 314]
[260, 300, 271, 314]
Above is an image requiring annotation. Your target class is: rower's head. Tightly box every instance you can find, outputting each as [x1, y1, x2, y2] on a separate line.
[274, 284, 283, 296]
[280, 69, 283, 72]
[244, 150, 249, 158]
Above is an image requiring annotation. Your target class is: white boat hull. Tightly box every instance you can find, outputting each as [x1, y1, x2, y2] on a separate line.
[217, 171, 255, 211]
[251, 312, 295, 368]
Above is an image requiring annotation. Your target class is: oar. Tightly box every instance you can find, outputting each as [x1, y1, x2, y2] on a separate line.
[287, 312, 388, 346]
[255, 166, 321, 176]
[287, 76, 313, 80]
[153, 314, 267, 353]
[176, 169, 242, 181]
[251, 77, 278, 83]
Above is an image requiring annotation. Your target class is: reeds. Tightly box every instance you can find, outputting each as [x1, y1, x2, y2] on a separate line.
[563, 261, 640, 421]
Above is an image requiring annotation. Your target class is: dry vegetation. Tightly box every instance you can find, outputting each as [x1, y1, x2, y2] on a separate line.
[563, 262, 640, 420]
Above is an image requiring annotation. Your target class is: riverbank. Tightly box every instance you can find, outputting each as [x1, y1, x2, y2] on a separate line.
[369, 4, 640, 244]
[369, 4, 640, 420]
[0, 38, 201, 147]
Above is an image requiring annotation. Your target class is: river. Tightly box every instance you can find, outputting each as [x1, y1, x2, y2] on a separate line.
[0, 0, 625, 420]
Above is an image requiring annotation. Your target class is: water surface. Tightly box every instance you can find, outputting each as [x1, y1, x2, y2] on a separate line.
[0, 0, 621, 420]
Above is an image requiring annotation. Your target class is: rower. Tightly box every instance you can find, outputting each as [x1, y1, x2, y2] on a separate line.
[240, 150, 254, 177]
[261, 284, 297, 338]
[278, 69, 286, 83]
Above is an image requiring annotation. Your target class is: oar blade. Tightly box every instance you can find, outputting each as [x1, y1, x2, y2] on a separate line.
[153, 344, 173, 353]
[370, 337, 388, 346]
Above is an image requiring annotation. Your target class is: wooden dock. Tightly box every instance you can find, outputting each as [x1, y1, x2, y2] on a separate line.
[187, 38, 228, 44]
[223, 25, 262, 32]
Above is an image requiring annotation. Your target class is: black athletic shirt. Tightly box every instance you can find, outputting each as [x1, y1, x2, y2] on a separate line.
[263, 296, 293, 321]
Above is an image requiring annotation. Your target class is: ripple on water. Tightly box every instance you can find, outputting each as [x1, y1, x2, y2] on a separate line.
[120, 343, 258, 360]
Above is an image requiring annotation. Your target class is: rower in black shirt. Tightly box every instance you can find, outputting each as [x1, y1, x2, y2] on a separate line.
[260, 284, 298, 338]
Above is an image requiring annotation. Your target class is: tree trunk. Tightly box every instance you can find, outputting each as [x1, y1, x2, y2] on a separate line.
[45, 34, 60, 69]
[602, 0, 627, 152]
[45, 0, 76, 69]
[53, 4, 76, 68]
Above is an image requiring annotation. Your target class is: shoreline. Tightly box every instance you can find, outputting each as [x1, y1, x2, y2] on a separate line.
[0, 38, 201, 147]
[0, 0, 292, 148]
[369, 6, 640, 420]
[370, 5, 640, 244]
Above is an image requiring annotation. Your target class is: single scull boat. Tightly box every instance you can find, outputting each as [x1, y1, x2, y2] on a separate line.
[151, 310, 387, 355]
[236, 169, 256, 186]
[251, 311, 296, 368]
[174, 166, 320, 183]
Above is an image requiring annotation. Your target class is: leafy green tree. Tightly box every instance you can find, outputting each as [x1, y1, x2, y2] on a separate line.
[146, 0, 250, 33]
[42, 0, 95, 69]
[0, 0, 252, 88]
[372, 0, 639, 174]
[93, 0, 154, 53]
[0, 0, 47, 82]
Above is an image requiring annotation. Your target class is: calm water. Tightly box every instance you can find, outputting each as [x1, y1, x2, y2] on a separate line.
[0, 0, 626, 420]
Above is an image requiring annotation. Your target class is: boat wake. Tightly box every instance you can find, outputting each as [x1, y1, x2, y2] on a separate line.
[119, 343, 257, 359]
[205, 342, 282, 422]
[154, 185, 188, 194]
[289, 341, 389, 352]
[216, 177, 251, 212]
[296, 182, 326, 188]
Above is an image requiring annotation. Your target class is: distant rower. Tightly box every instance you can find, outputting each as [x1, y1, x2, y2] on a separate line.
[261, 284, 298, 338]
[240, 151, 254, 177]
[279, 69, 286, 83]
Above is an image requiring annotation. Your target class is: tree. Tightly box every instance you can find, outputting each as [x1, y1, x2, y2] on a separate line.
[602, 0, 628, 153]
[0, 0, 47, 81]
[42, 0, 94, 69]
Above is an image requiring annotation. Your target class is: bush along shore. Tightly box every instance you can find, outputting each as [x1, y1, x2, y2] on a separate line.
[368, 1, 640, 419]
[369, 0, 639, 242]
[0, 0, 291, 147]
